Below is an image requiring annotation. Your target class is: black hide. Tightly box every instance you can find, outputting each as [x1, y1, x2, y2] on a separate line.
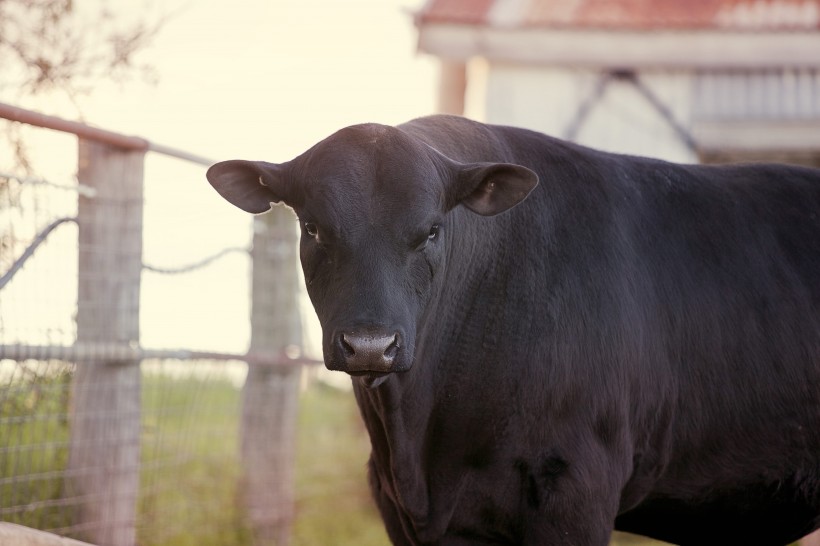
[207, 115, 820, 546]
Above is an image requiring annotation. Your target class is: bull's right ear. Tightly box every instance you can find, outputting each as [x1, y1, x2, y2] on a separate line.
[206, 160, 287, 214]
[442, 160, 538, 216]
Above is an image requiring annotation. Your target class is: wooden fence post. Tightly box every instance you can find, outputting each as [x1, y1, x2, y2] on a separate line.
[241, 204, 303, 545]
[68, 139, 144, 546]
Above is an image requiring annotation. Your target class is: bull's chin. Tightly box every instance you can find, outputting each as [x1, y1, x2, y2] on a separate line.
[347, 370, 391, 389]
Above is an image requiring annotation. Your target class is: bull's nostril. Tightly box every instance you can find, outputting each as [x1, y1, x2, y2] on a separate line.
[384, 334, 399, 360]
[340, 334, 355, 358]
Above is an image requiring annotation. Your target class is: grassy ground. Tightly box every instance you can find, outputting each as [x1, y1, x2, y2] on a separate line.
[293, 383, 388, 546]
[138, 371, 252, 546]
[139, 370, 387, 546]
[0, 367, 385, 546]
[0, 366, 75, 532]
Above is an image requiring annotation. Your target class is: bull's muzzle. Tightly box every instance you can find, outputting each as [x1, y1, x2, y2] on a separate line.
[337, 329, 400, 373]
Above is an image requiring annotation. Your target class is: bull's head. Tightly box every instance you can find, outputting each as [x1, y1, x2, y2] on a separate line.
[207, 123, 537, 387]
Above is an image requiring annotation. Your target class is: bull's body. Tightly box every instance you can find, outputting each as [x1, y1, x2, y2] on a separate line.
[208, 115, 820, 545]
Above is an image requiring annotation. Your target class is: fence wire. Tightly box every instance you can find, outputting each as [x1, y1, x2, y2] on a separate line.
[0, 357, 250, 545]
[0, 145, 381, 546]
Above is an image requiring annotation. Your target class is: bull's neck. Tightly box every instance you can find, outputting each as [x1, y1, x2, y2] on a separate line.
[350, 208, 511, 540]
[352, 366, 440, 538]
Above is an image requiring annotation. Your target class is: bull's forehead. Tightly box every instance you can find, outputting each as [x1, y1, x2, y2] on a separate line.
[292, 124, 442, 234]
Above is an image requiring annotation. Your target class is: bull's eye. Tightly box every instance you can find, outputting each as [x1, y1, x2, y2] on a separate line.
[304, 222, 318, 238]
[415, 224, 441, 251]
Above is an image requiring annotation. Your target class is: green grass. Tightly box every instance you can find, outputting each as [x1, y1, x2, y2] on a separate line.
[138, 373, 387, 546]
[0, 366, 75, 532]
[139, 373, 388, 546]
[293, 383, 388, 546]
[138, 371, 252, 546]
[0, 365, 384, 545]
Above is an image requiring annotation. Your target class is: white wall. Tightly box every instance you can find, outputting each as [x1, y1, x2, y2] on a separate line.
[480, 63, 699, 164]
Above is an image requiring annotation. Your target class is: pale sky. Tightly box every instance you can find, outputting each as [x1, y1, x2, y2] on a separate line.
[86, 0, 437, 162]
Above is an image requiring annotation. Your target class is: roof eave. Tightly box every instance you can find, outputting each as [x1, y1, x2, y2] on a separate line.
[417, 24, 820, 69]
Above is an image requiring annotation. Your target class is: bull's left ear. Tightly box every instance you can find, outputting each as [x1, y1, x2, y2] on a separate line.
[450, 162, 539, 216]
[206, 160, 289, 214]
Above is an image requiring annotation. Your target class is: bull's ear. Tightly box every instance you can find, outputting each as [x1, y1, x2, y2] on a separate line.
[450, 162, 538, 216]
[206, 160, 287, 214]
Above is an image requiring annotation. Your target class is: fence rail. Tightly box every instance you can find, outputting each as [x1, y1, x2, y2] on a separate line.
[0, 343, 318, 367]
[0, 102, 214, 165]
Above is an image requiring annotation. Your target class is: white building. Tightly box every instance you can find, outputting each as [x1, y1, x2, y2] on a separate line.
[415, 0, 820, 167]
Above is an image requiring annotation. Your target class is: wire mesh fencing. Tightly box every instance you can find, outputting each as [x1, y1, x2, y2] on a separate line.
[0, 357, 250, 545]
[0, 356, 382, 546]
[0, 109, 383, 546]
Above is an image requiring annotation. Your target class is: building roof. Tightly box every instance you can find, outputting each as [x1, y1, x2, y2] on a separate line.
[417, 0, 820, 31]
[415, 0, 820, 68]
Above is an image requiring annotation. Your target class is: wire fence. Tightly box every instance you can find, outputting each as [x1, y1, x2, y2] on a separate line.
[0, 358, 248, 544]
[0, 105, 383, 546]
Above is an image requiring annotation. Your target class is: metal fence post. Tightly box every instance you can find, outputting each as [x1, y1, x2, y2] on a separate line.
[68, 139, 144, 546]
[241, 204, 303, 546]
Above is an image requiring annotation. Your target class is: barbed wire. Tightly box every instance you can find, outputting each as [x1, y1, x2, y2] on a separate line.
[142, 247, 250, 275]
[0, 216, 78, 291]
[1, 167, 248, 287]
[0, 170, 97, 198]
[1, 221, 250, 289]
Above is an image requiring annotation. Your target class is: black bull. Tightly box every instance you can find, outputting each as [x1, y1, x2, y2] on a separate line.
[207, 115, 820, 545]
